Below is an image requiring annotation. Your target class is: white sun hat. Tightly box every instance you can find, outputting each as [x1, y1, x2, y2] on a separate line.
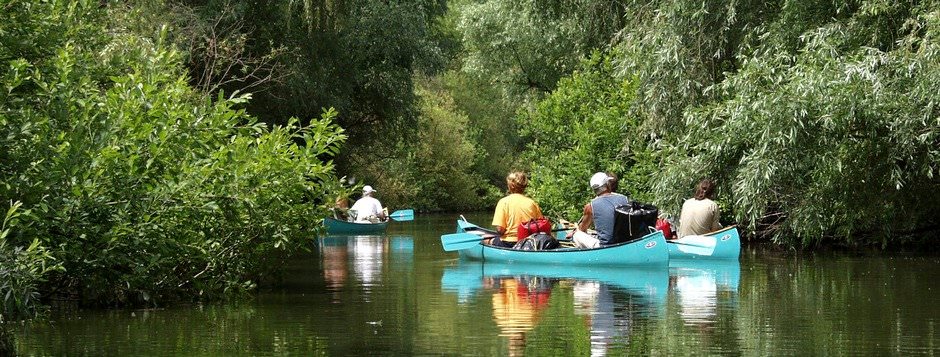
[589, 172, 611, 190]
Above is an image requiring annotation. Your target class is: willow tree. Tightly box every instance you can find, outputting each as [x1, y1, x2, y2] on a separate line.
[457, 0, 628, 100]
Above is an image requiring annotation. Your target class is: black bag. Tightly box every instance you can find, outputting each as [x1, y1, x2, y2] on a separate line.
[513, 232, 560, 251]
[611, 201, 659, 244]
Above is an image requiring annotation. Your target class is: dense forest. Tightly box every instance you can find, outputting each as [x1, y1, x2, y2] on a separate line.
[2, 0, 939, 320]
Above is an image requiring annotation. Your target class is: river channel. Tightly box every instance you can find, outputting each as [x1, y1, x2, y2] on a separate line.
[11, 213, 940, 355]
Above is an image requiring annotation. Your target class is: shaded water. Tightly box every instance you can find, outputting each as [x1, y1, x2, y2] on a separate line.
[12, 213, 940, 355]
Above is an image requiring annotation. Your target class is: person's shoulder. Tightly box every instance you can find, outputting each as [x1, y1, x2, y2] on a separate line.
[612, 192, 631, 202]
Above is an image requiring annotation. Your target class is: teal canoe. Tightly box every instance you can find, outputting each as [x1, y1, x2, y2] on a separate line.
[666, 225, 741, 260]
[452, 219, 669, 266]
[324, 217, 388, 235]
[324, 209, 414, 235]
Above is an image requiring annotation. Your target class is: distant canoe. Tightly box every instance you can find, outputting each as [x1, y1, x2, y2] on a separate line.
[453, 219, 669, 266]
[667, 226, 740, 260]
[325, 217, 388, 235]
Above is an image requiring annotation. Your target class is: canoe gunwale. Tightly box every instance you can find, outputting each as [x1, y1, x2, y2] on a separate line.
[454, 219, 669, 266]
[465, 235, 657, 253]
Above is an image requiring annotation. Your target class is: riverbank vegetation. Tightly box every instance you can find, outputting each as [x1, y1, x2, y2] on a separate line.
[1, 0, 346, 316]
[1, 0, 939, 319]
[451, 0, 940, 248]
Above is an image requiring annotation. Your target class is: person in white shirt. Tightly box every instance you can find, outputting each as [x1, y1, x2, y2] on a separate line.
[349, 185, 386, 223]
[677, 179, 721, 238]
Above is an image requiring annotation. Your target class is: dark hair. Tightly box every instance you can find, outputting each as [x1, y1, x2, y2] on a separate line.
[605, 172, 619, 193]
[694, 179, 715, 200]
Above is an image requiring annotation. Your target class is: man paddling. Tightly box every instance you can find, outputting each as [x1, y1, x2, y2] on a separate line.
[350, 185, 386, 223]
[570, 172, 632, 248]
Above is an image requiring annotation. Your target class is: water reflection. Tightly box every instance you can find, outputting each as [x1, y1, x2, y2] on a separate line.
[442, 262, 669, 355]
[572, 280, 630, 356]
[488, 275, 553, 356]
[442, 263, 669, 306]
[668, 259, 740, 328]
[319, 236, 349, 302]
[317, 234, 415, 301]
[349, 236, 384, 288]
[442, 259, 742, 355]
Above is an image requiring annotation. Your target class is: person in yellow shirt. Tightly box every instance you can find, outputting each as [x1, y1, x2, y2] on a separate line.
[490, 171, 544, 248]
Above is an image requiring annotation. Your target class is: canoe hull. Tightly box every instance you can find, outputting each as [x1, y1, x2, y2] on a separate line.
[455, 220, 669, 266]
[325, 217, 388, 235]
[667, 226, 740, 260]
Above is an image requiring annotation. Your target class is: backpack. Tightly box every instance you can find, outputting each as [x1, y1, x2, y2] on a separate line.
[517, 217, 552, 240]
[612, 201, 659, 244]
[513, 232, 560, 251]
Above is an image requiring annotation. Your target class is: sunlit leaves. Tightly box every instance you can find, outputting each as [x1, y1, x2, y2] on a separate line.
[518, 53, 642, 220]
[651, 1, 940, 246]
[0, 0, 347, 309]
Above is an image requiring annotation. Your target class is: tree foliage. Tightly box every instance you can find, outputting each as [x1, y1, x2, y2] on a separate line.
[653, 2, 940, 245]
[518, 53, 646, 220]
[0, 0, 346, 307]
[157, 0, 449, 152]
[346, 76, 500, 211]
[466, 0, 940, 246]
[456, 0, 627, 99]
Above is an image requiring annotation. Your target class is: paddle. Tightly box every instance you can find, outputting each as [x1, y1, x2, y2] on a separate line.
[464, 225, 571, 235]
[666, 241, 713, 248]
[441, 232, 486, 251]
[442, 226, 575, 252]
[389, 209, 414, 222]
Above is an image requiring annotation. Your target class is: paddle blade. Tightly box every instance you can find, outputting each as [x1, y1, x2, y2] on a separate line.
[389, 209, 414, 222]
[440, 232, 483, 252]
[668, 235, 717, 256]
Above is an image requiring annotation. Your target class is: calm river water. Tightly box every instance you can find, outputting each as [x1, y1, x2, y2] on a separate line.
[12, 213, 940, 355]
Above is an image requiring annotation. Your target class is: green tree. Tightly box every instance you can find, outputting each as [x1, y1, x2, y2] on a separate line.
[646, 0, 940, 245]
[341, 75, 500, 211]
[457, 0, 627, 100]
[518, 53, 646, 220]
[0, 0, 346, 307]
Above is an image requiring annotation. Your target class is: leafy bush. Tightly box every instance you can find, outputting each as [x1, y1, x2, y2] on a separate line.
[343, 75, 500, 212]
[0, 202, 59, 318]
[518, 53, 648, 220]
[0, 0, 345, 306]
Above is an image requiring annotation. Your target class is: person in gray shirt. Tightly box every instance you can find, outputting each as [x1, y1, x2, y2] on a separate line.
[571, 172, 632, 248]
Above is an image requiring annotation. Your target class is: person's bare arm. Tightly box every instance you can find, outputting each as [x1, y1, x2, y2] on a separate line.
[577, 203, 593, 232]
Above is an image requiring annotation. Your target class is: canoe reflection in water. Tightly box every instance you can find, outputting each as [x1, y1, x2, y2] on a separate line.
[573, 281, 629, 357]
[668, 259, 741, 328]
[488, 276, 553, 357]
[318, 235, 417, 302]
[442, 263, 667, 356]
